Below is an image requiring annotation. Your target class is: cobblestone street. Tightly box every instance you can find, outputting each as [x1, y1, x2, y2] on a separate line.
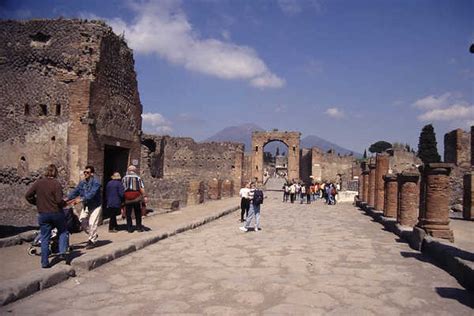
[2, 192, 473, 315]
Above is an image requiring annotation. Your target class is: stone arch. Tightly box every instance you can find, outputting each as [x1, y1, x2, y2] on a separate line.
[251, 131, 301, 183]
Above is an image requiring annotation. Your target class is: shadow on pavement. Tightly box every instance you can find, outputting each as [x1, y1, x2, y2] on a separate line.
[0, 225, 37, 238]
[435, 287, 474, 309]
[400, 251, 434, 264]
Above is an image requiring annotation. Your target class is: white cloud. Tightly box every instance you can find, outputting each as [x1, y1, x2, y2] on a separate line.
[142, 112, 173, 134]
[107, 0, 284, 89]
[277, 0, 322, 16]
[324, 107, 344, 119]
[275, 105, 287, 113]
[414, 92, 474, 127]
[418, 104, 474, 122]
[412, 92, 451, 110]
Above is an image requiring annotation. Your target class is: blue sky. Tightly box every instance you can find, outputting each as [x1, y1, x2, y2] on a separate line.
[2, 0, 473, 153]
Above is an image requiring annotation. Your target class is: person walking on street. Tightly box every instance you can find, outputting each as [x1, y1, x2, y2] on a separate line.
[25, 164, 69, 268]
[122, 165, 148, 233]
[67, 165, 102, 249]
[105, 172, 124, 232]
[239, 182, 264, 232]
[239, 182, 251, 222]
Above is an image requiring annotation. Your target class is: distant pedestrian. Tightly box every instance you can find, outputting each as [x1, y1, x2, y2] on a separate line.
[25, 164, 69, 268]
[239, 182, 251, 222]
[289, 183, 296, 203]
[282, 183, 289, 202]
[105, 172, 124, 232]
[122, 165, 147, 233]
[67, 165, 102, 249]
[239, 182, 264, 232]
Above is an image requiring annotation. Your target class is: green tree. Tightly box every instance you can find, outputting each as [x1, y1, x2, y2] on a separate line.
[417, 124, 441, 163]
[276, 147, 280, 156]
[363, 149, 367, 159]
[368, 141, 392, 153]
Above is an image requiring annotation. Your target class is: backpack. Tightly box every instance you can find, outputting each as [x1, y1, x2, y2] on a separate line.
[253, 189, 264, 205]
[331, 187, 337, 196]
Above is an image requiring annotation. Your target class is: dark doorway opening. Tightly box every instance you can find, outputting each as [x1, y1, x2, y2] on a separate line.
[103, 145, 129, 217]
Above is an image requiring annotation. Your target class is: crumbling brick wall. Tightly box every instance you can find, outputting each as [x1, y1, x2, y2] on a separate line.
[311, 147, 355, 187]
[0, 19, 142, 222]
[141, 134, 244, 209]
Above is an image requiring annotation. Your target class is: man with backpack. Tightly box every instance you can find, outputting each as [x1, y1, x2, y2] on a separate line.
[239, 182, 264, 232]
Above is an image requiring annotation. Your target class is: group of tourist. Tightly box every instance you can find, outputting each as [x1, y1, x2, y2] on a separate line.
[238, 181, 264, 232]
[282, 181, 339, 205]
[25, 164, 147, 268]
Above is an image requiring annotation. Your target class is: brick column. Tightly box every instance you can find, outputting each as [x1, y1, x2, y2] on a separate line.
[368, 162, 376, 207]
[463, 172, 474, 220]
[375, 154, 390, 211]
[397, 170, 420, 227]
[358, 162, 366, 200]
[383, 174, 398, 218]
[362, 170, 369, 203]
[417, 163, 454, 241]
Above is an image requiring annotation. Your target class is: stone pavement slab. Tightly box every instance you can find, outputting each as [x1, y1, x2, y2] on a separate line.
[2, 192, 473, 314]
[0, 197, 240, 305]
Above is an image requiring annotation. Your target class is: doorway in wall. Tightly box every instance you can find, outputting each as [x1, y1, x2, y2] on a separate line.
[103, 145, 129, 217]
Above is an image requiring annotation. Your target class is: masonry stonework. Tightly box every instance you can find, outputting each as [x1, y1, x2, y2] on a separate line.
[375, 154, 389, 211]
[368, 161, 376, 207]
[383, 174, 398, 218]
[463, 172, 474, 220]
[0, 19, 142, 218]
[397, 170, 420, 228]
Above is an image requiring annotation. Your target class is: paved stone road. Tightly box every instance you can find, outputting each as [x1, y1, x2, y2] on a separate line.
[2, 192, 473, 315]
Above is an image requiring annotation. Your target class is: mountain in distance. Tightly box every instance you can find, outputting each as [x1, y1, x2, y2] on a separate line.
[204, 123, 263, 150]
[204, 123, 361, 157]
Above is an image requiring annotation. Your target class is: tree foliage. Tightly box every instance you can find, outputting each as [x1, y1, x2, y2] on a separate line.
[363, 149, 367, 159]
[417, 124, 441, 163]
[368, 141, 392, 153]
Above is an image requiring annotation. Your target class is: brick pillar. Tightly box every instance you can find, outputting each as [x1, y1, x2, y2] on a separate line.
[362, 170, 369, 203]
[383, 174, 398, 218]
[368, 162, 376, 207]
[375, 154, 390, 211]
[397, 170, 420, 227]
[463, 172, 474, 219]
[417, 163, 454, 241]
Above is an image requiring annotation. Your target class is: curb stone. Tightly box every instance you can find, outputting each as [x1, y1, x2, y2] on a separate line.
[0, 205, 239, 306]
[355, 198, 474, 291]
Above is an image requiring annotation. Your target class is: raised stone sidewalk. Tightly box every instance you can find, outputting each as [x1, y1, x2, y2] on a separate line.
[0, 197, 240, 306]
[356, 198, 474, 291]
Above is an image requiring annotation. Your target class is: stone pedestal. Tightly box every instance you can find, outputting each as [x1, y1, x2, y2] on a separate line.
[375, 154, 390, 211]
[368, 162, 376, 207]
[362, 170, 369, 203]
[397, 170, 420, 227]
[383, 174, 398, 218]
[463, 172, 474, 220]
[418, 163, 454, 242]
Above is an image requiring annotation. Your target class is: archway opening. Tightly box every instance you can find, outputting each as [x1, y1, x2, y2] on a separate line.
[263, 140, 288, 181]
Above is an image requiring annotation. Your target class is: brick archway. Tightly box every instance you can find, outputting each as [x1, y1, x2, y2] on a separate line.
[251, 131, 301, 183]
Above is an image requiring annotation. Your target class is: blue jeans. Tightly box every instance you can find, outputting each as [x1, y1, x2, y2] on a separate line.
[245, 203, 261, 229]
[38, 212, 69, 267]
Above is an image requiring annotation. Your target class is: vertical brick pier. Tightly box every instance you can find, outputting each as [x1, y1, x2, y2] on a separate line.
[368, 161, 376, 208]
[375, 153, 390, 212]
[418, 163, 454, 241]
[383, 174, 398, 218]
[397, 170, 420, 228]
[362, 169, 369, 203]
[463, 172, 474, 220]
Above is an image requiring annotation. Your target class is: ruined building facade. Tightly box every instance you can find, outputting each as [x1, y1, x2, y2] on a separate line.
[0, 19, 142, 212]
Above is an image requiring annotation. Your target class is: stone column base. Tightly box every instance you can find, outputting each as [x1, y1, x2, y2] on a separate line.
[418, 223, 454, 242]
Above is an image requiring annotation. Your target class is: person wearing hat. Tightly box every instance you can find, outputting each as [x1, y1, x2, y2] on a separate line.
[105, 172, 124, 232]
[122, 165, 147, 232]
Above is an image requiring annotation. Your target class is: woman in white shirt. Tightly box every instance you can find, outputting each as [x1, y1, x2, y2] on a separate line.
[239, 182, 251, 222]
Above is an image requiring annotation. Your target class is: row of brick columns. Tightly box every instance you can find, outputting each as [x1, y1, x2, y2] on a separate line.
[359, 155, 454, 242]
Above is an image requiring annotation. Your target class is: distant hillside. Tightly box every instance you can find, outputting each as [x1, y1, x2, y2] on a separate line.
[301, 135, 362, 157]
[204, 123, 361, 157]
[204, 123, 263, 150]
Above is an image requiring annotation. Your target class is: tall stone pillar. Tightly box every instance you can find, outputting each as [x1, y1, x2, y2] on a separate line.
[383, 174, 398, 218]
[359, 162, 367, 201]
[417, 163, 454, 241]
[375, 154, 390, 211]
[362, 170, 369, 203]
[397, 170, 420, 227]
[463, 172, 474, 220]
[368, 162, 376, 207]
